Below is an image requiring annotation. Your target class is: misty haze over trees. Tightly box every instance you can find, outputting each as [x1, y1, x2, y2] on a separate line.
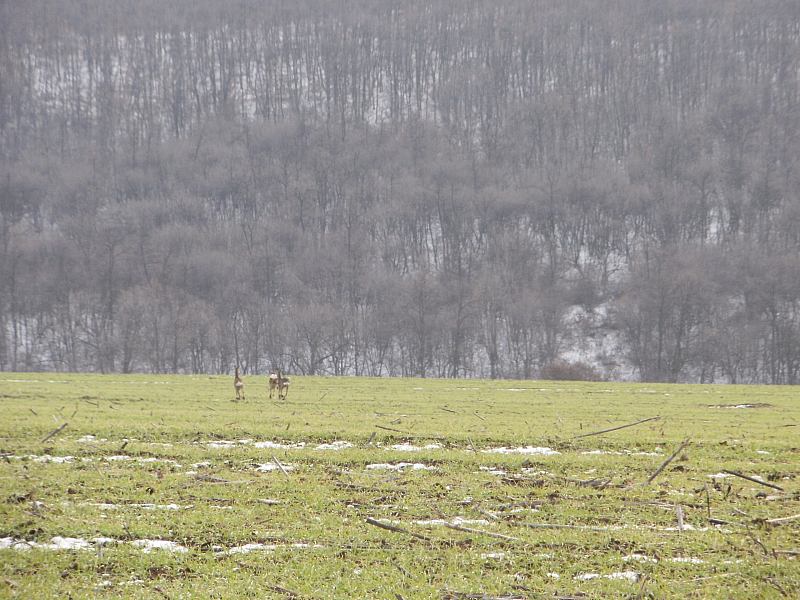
[1, 0, 799, 383]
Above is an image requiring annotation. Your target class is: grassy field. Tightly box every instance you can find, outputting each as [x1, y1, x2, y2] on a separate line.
[0, 373, 798, 599]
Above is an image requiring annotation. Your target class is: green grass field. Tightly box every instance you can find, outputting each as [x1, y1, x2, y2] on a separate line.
[1, 373, 798, 599]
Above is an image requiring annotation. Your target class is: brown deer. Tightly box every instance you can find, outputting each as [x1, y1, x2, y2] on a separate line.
[234, 367, 245, 401]
[268, 371, 290, 400]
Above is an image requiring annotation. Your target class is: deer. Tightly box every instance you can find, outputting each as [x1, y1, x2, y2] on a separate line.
[268, 370, 290, 400]
[233, 367, 245, 401]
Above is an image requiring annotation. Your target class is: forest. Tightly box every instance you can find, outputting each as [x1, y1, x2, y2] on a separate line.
[1, 0, 799, 382]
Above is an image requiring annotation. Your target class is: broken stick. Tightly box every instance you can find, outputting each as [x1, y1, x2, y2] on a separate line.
[643, 437, 690, 485]
[41, 422, 68, 444]
[272, 455, 290, 477]
[365, 517, 431, 541]
[722, 469, 784, 492]
[443, 522, 520, 542]
[764, 513, 800, 525]
[573, 416, 661, 439]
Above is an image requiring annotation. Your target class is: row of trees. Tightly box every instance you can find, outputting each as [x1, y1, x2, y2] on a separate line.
[1, 0, 799, 382]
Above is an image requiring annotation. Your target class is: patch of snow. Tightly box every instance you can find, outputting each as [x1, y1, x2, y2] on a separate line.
[206, 441, 239, 449]
[401, 517, 489, 526]
[84, 502, 186, 511]
[623, 553, 658, 563]
[366, 462, 437, 471]
[479, 466, 507, 476]
[575, 571, 639, 583]
[92, 537, 117, 546]
[31, 455, 76, 463]
[253, 440, 306, 449]
[222, 542, 322, 555]
[388, 443, 442, 452]
[670, 557, 705, 564]
[255, 463, 295, 472]
[482, 446, 560, 456]
[130, 539, 188, 553]
[315, 441, 353, 450]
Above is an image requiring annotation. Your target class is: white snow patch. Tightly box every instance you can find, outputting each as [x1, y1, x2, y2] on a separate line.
[207, 441, 237, 449]
[84, 502, 186, 511]
[0, 536, 92, 551]
[623, 553, 658, 563]
[104, 455, 181, 466]
[388, 443, 442, 452]
[482, 446, 560, 456]
[386, 517, 489, 526]
[582, 449, 662, 456]
[670, 557, 705, 564]
[253, 441, 306, 449]
[479, 466, 507, 476]
[424, 517, 488, 526]
[92, 537, 117, 546]
[575, 571, 640, 583]
[130, 539, 188, 553]
[315, 441, 353, 450]
[255, 462, 295, 472]
[47, 537, 95, 550]
[222, 542, 322, 555]
[366, 462, 437, 472]
[30, 455, 76, 464]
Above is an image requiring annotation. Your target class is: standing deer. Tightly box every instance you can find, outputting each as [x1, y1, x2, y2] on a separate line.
[234, 367, 245, 401]
[268, 371, 290, 400]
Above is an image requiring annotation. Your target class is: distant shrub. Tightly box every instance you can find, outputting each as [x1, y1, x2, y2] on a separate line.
[541, 360, 603, 382]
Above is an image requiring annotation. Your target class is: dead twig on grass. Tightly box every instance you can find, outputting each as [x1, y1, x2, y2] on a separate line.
[643, 437, 690, 485]
[272, 455, 290, 477]
[722, 469, 784, 492]
[573, 416, 661, 439]
[41, 422, 68, 444]
[375, 425, 406, 434]
[745, 524, 772, 557]
[442, 593, 525, 600]
[765, 578, 791, 598]
[443, 522, 521, 542]
[636, 574, 650, 600]
[764, 513, 800, 525]
[192, 474, 252, 485]
[267, 584, 301, 598]
[518, 522, 614, 532]
[365, 517, 431, 541]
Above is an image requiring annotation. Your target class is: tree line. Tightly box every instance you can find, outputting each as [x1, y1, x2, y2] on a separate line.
[1, 0, 799, 382]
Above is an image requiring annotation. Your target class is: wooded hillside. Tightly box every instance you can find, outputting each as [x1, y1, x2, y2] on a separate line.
[2, 0, 799, 382]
